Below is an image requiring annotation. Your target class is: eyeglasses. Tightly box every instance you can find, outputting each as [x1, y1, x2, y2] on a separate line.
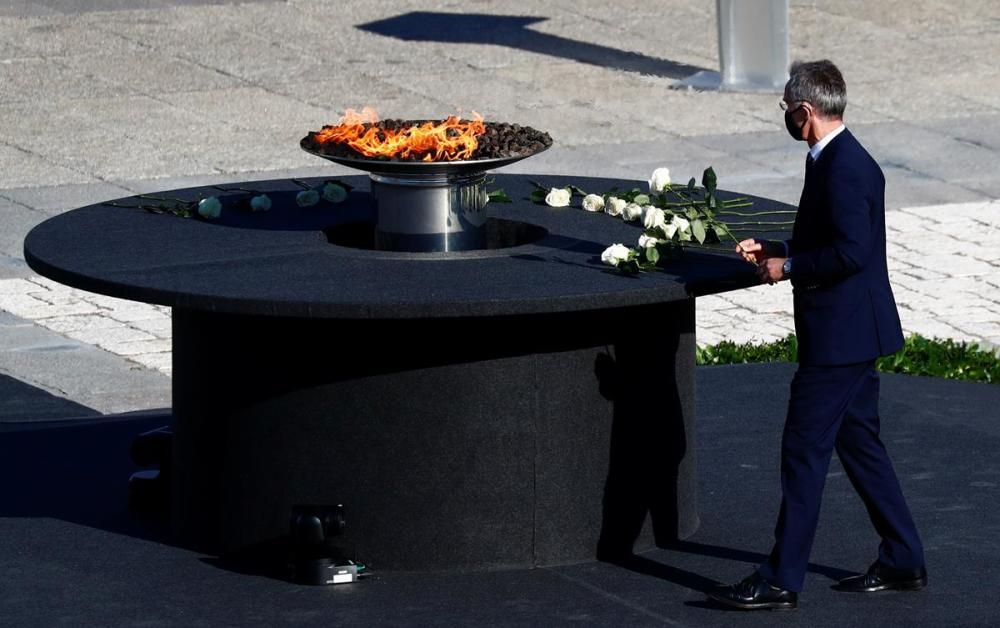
[779, 99, 809, 113]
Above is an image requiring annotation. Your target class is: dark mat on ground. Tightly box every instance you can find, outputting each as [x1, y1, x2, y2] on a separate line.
[1, 364, 997, 627]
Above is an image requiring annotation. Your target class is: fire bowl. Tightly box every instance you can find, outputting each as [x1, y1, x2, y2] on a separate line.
[300, 127, 551, 253]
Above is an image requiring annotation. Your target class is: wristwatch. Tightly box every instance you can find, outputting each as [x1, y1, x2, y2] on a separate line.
[782, 258, 793, 276]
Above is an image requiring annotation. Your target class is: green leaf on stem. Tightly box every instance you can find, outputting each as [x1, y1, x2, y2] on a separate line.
[645, 246, 660, 265]
[687, 177, 696, 191]
[702, 167, 717, 194]
[618, 259, 641, 274]
[568, 185, 589, 197]
[713, 222, 733, 240]
[691, 219, 707, 244]
[488, 189, 513, 203]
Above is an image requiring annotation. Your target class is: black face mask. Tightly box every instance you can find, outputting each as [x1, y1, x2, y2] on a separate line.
[784, 110, 805, 141]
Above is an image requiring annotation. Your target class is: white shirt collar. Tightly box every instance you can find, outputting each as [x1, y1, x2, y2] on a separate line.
[810, 124, 846, 161]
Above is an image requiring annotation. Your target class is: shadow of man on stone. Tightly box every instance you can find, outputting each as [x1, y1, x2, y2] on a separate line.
[593, 308, 696, 561]
[590, 334, 856, 597]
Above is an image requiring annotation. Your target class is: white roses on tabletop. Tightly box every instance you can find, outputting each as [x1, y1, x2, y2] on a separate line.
[525, 166, 769, 274]
[620, 202, 642, 219]
[250, 194, 272, 212]
[322, 181, 348, 203]
[621, 202, 644, 222]
[197, 196, 222, 219]
[648, 167, 671, 193]
[296, 189, 321, 207]
[605, 197, 627, 217]
[638, 234, 660, 249]
[545, 187, 572, 207]
[107, 177, 357, 221]
[643, 206, 667, 230]
[600, 243, 634, 267]
[582, 193, 605, 212]
[671, 215, 692, 240]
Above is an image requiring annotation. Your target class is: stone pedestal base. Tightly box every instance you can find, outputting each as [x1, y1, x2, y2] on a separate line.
[170, 301, 699, 569]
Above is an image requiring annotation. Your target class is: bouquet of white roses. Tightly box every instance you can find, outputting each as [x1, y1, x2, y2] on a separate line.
[532, 166, 759, 273]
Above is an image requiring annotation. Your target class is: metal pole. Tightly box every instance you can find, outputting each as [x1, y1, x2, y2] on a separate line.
[676, 0, 789, 93]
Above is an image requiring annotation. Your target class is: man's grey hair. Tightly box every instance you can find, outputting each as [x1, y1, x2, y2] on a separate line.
[786, 60, 847, 118]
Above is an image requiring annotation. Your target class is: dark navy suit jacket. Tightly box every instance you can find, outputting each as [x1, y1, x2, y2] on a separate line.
[788, 129, 904, 366]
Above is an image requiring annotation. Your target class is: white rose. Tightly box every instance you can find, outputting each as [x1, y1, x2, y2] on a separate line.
[296, 189, 320, 207]
[322, 182, 348, 203]
[643, 207, 667, 230]
[663, 222, 678, 239]
[671, 215, 691, 241]
[250, 194, 272, 212]
[621, 202, 644, 222]
[600, 243, 633, 267]
[620, 202, 642, 219]
[581, 193, 605, 212]
[638, 234, 660, 249]
[197, 196, 222, 219]
[545, 187, 571, 207]
[649, 167, 672, 193]
[605, 197, 627, 217]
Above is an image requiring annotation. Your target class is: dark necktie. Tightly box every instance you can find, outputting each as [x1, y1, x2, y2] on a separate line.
[806, 153, 815, 175]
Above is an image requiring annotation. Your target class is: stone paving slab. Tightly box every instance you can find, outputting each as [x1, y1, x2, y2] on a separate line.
[0, 277, 172, 376]
[0, 144, 95, 189]
[0, 304, 169, 414]
[0, 181, 134, 214]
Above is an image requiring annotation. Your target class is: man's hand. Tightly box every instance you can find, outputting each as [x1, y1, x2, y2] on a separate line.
[735, 238, 783, 264]
[757, 258, 788, 284]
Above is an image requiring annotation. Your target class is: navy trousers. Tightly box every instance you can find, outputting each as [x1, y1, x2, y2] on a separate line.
[756, 361, 925, 592]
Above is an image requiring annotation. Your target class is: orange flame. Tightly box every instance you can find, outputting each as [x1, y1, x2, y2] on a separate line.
[314, 108, 487, 161]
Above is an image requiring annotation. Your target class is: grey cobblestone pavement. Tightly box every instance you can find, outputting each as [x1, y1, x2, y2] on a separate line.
[0, 0, 998, 408]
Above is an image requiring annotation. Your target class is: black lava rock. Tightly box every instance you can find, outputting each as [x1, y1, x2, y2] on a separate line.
[302, 119, 553, 162]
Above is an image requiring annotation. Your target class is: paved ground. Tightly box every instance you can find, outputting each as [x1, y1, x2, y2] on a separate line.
[4, 364, 1000, 626]
[1, 0, 998, 411]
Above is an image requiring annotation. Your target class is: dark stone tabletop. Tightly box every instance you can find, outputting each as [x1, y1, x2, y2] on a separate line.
[23, 175, 794, 319]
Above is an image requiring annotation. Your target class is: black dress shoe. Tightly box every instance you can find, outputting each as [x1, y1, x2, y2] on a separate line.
[707, 572, 798, 610]
[833, 562, 928, 593]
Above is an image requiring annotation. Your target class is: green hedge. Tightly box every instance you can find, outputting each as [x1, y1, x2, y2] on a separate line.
[696, 333, 1000, 384]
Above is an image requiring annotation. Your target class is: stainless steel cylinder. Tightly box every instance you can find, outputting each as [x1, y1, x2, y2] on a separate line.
[370, 171, 488, 252]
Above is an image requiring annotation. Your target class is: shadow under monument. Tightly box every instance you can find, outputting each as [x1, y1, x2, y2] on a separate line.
[0, 373, 100, 424]
[0, 373, 172, 543]
[358, 12, 708, 80]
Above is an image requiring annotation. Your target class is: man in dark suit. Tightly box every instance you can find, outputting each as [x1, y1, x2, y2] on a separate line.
[707, 60, 927, 611]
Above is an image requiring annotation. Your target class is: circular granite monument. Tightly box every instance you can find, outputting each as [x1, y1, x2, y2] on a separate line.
[24, 174, 788, 569]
